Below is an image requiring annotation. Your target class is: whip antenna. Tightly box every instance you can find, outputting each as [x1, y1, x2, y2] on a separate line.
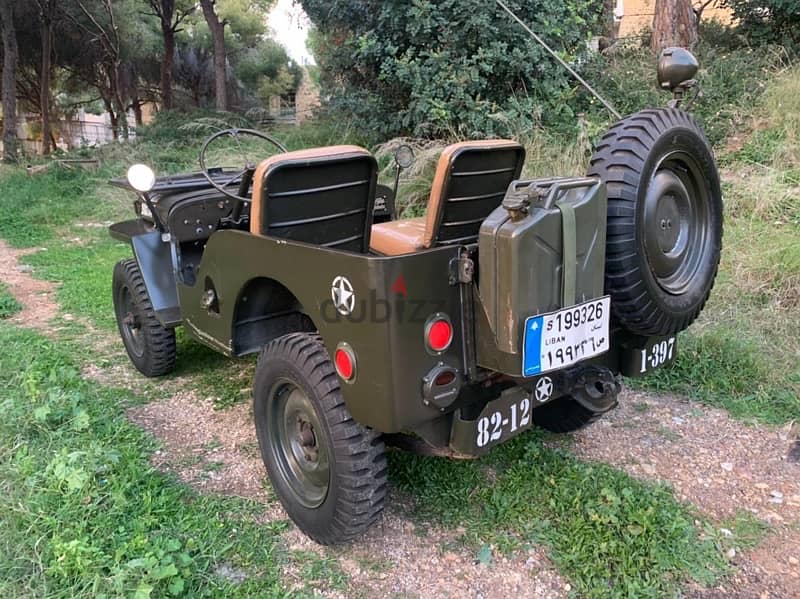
[495, 0, 622, 120]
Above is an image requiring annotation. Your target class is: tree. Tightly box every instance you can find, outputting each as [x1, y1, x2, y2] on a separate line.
[198, 0, 228, 111]
[651, 0, 699, 53]
[64, 0, 130, 139]
[722, 0, 800, 46]
[145, 0, 194, 110]
[0, 0, 19, 161]
[233, 39, 300, 107]
[35, 0, 57, 155]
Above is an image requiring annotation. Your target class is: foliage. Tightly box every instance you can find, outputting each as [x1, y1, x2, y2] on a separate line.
[580, 22, 789, 146]
[0, 326, 292, 597]
[5, 0, 299, 146]
[0, 283, 21, 319]
[301, 0, 603, 140]
[233, 39, 302, 107]
[722, 0, 800, 46]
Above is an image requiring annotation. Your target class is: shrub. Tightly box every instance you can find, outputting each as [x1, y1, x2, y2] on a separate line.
[722, 0, 800, 47]
[300, 0, 602, 140]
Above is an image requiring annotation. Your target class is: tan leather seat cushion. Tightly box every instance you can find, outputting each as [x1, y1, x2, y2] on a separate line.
[370, 217, 426, 255]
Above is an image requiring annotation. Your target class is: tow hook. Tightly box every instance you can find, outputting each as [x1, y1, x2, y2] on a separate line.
[565, 365, 621, 414]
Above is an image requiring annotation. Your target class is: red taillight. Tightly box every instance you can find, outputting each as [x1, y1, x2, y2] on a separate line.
[334, 345, 356, 381]
[426, 317, 453, 353]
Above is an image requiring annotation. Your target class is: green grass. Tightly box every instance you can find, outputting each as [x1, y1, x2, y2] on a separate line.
[23, 235, 130, 329]
[631, 328, 800, 425]
[390, 433, 729, 597]
[0, 282, 21, 319]
[0, 167, 126, 247]
[0, 324, 298, 597]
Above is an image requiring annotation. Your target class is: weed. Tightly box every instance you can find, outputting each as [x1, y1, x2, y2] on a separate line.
[0, 325, 289, 597]
[0, 283, 21, 319]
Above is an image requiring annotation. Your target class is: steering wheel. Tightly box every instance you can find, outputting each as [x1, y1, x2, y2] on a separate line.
[199, 128, 288, 207]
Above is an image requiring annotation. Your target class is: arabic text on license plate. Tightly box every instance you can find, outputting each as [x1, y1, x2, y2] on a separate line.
[523, 296, 611, 376]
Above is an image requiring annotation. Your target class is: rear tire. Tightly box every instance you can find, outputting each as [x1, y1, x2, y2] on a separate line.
[533, 396, 602, 433]
[112, 259, 176, 377]
[253, 333, 387, 545]
[588, 108, 723, 336]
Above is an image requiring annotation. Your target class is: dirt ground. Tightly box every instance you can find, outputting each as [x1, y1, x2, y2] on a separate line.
[2, 241, 800, 598]
[0, 240, 58, 331]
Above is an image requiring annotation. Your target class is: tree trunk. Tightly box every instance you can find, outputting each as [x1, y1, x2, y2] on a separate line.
[651, 0, 698, 53]
[603, 0, 616, 40]
[40, 15, 53, 155]
[102, 94, 120, 141]
[132, 99, 143, 126]
[0, 1, 19, 162]
[199, 0, 227, 111]
[160, 25, 175, 110]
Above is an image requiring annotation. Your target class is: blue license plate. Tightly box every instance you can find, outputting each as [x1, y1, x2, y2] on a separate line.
[522, 296, 611, 377]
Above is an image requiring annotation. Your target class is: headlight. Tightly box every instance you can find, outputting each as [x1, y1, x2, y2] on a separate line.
[127, 164, 156, 193]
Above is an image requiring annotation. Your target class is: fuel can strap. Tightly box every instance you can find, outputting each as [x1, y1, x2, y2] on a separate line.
[556, 198, 577, 306]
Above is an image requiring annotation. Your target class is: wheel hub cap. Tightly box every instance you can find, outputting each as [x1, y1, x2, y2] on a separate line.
[268, 381, 329, 509]
[643, 155, 712, 295]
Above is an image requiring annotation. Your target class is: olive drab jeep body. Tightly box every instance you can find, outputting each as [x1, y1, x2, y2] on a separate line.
[109, 49, 723, 544]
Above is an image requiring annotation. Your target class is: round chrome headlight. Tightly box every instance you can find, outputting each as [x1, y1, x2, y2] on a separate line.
[126, 164, 156, 193]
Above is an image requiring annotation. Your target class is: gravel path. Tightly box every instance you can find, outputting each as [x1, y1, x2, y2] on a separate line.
[0, 240, 58, 331]
[127, 392, 570, 598]
[575, 390, 800, 598]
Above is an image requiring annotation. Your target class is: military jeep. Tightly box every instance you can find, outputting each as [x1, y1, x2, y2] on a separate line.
[109, 52, 723, 544]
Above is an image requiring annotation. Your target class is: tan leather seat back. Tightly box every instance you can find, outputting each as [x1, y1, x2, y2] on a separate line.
[422, 140, 525, 247]
[251, 145, 378, 253]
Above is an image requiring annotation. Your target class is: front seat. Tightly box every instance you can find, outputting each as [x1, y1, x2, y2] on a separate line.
[370, 140, 525, 255]
[251, 145, 378, 253]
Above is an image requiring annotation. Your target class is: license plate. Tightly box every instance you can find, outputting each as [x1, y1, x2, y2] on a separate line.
[522, 296, 611, 376]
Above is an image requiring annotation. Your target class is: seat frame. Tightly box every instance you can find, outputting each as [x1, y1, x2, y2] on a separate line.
[251, 145, 378, 254]
[371, 140, 525, 255]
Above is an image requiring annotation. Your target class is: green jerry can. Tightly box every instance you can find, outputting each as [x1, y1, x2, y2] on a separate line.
[475, 177, 608, 376]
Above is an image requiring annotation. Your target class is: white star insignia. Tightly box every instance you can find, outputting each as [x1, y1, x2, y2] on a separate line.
[331, 276, 355, 315]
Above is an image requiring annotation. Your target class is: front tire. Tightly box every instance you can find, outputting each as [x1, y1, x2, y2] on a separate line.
[253, 333, 387, 545]
[588, 109, 723, 336]
[112, 259, 176, 377]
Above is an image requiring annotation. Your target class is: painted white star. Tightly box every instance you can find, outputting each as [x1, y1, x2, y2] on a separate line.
[331, 276, 355, 315]
[535, 376, 553, 402]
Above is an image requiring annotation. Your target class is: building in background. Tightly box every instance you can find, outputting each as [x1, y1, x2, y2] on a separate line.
[615, 0, 732, 38]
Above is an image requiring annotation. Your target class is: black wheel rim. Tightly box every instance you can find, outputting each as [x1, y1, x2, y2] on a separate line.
[266, 378, 329, 509]
[643, 151, 713, 295]
[118, 286, 144, 358]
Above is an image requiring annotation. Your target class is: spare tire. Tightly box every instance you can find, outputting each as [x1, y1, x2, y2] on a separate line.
[588, 108, 723, 336]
